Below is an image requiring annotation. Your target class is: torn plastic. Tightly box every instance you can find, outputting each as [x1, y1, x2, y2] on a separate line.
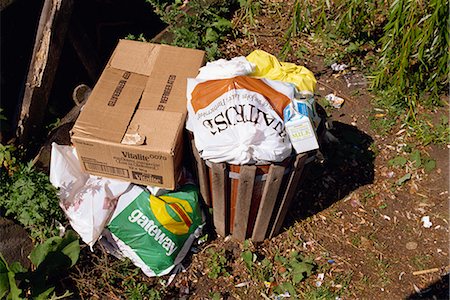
[50, 143, 131, 247]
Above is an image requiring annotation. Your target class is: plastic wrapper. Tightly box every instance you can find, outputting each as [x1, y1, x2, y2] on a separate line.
[50, 143, 131, 247]
[246, 50, 317, 93]
[107, 184, 204, 276]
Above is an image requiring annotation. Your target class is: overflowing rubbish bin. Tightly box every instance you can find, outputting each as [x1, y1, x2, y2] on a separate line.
[186, 50, 323, 241]
[49, 40, 325, 277]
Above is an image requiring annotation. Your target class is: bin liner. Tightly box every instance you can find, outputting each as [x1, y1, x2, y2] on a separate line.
[196, 56, 255, 80]
[186, 76, 295, 164]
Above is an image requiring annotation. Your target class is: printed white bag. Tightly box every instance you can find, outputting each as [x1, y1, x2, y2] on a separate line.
[186, 76, 295, 164]
[50, 143, 131, 247]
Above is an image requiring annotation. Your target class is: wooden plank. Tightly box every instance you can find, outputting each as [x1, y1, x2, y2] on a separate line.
[232, 165, 256, 241]
[16, 0, 73, 144]
[251, 165, 285, 241]
[269, 154, 307, 237]
[211, 163, 227, 237]
[190, 139, 211, 206]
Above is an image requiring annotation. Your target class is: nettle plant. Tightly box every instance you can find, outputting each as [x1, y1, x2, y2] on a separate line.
[146, 0, 234, 60]
[0, 144, 63, 241]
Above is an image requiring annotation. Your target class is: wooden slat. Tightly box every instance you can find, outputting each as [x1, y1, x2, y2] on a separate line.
[251, 165, 285, 241]
[16, 0, 74, 144]
[190, 139, 211, 206]
[232, 165, 256, 241]
[269, 154, 307, 237]
[211, 163, 227, 236]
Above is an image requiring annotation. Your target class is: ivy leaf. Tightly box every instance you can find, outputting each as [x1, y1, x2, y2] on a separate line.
[241, 250, 254, 270]
[204, 27, 219, 43]
[212, 17, 232, 31]
[388, 156, 407, 167]
[410, 150, 421, 168]
[424, 159, 436, 172]
[396, 173, 411, 185]
[291, 261, 315, 283]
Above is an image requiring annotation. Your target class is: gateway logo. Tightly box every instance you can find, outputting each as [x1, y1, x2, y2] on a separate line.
[132, 171, 163, 184]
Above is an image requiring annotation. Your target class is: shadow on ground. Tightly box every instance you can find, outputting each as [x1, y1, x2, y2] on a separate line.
[282, 121, 375, 228]
[406, 274, 449, 300]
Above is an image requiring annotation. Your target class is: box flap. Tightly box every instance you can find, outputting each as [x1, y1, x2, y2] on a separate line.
[125, 110, 185, 152]
[140, 45, 205, 113]
[109, 39, 160, 76]
[73, 68, 148, 142]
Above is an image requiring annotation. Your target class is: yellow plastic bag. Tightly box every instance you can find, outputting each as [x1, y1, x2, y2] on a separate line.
[246, 50, 316, 93]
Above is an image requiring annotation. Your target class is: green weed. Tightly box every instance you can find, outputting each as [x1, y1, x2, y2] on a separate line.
[372, 0, 449, 107]
[0, 230, 80, 299]
[146, 0, 235, 60]
[0, 144, 63, 241]
[207, 248, 229, 279]
[412, 254, 431, 271]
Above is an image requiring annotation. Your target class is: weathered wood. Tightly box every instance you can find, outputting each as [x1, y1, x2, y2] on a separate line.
[16, 0, 73, 144]
[211, 163, 227, 236]
[270, 154, 307, 237]
[252, 165, 285, 241]
[68, 20, 100, 82]
[191, 139, 211, 206]
[232, 165, 256, 241]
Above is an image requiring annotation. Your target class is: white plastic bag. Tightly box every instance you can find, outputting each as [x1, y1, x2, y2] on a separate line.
[186, 76, 294, 164]
[196, 56, 255, 80]
[50, 143, 131, 247]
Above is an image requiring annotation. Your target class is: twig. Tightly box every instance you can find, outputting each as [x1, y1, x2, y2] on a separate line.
[412, 267, 441, 276]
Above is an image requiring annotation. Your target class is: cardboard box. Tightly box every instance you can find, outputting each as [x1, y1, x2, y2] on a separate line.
[71, 40, 205, 189]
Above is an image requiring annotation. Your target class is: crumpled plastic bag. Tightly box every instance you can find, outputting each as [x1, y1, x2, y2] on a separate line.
[196, 56, 255, 80]
[246, 50, 316, 93]
[186, 76, 294, 164]
[50, 143, 131, 247]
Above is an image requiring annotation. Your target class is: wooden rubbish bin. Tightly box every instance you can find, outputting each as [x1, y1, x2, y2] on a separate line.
[191, 139, 317, 242]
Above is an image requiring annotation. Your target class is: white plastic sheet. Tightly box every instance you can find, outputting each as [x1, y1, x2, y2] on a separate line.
[50, 143, 131, 247]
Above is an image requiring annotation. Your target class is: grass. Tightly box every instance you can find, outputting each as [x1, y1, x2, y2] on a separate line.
[412, 254, 432, 271]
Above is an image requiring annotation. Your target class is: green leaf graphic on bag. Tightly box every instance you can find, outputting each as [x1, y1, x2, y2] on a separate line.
[108, 184, 203, 276]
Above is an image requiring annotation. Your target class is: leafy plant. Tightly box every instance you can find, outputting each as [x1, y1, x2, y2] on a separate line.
[0, 230, 80, 299]
[146, 0, 235, 60]
[0, 145, 63, 241]
[206, 248, 229, 279]
[372, 0, 449, 107]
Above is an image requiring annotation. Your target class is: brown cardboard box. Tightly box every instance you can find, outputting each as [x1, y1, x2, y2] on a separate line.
[71, 40, 205, 189]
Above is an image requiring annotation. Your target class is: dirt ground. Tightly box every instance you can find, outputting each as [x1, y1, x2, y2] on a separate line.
[164, 3, 449, 299]
[68, 1, 449, 299]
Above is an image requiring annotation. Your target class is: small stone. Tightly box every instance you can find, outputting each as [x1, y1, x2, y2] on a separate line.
[406, 241, 418, 250]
